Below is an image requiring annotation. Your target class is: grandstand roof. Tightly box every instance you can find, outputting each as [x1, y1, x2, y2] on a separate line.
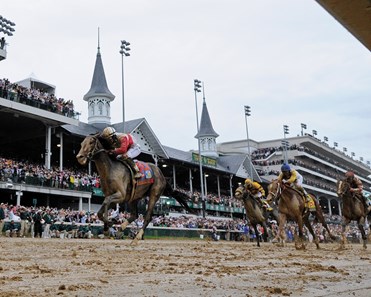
[16, 74, 56, 95]
[316, 0, 371, 52]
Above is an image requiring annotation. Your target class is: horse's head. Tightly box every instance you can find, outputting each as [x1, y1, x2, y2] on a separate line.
[76, 133, 104, 165]
[266, 179, 281, 202]
[336, 179, 350, 197]
[234, 186, 245, 200]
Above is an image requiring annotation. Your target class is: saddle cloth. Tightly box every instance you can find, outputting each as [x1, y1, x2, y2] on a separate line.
[135, 161, 154, 186]
[306, 195, 316, 212]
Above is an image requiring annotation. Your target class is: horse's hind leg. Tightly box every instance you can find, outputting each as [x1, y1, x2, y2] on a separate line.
[304, 217, 319, 249]
[131, 192, 160, 244]
[253, 224, 260, 247]
[315, 209, 336, 241]
[357, 218, 367, 249]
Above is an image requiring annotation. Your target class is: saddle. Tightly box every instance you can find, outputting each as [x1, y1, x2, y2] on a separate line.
[283, 184, 316, 212]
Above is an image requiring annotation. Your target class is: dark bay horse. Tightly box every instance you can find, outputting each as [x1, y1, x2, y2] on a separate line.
[266, 179, 335, 249]
[337, 179, 371, 249]
[235, 186, 279, 247]
[76, 133, 193, 243]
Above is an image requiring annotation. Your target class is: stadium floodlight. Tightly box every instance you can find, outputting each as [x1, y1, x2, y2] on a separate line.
[0, 15, 16, 36]
[324, 136, 328, 142]
[244, 105, 253, 179]
[120, 39, 131, 128]
[193, 78, 205, 218]
[283, 125, 289, 163]
[334, 142, 338, 148]
[312, 130, 317, 136]
[301, 123, 307, 136]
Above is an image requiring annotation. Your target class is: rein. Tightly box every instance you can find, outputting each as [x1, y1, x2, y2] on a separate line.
[87, 136, 107, 161]
[268, 182, 282, 201]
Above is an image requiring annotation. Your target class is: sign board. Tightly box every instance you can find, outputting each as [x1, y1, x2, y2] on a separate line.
[192, 153, 217, 167]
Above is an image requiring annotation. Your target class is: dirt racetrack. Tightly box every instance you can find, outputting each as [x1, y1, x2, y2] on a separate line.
[0, 237, 370, 297]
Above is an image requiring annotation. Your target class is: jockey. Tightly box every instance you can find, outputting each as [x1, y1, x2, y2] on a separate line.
[102, 127, 142, 179]
[345, 171, 369, 212]
[277, 163, 312, 206]
[244, 178, 271, 210]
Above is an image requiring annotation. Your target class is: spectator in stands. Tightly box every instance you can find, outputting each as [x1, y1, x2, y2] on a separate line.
[57, 221, 68, 239]
[68, 221, 79, 239]
[78, 223, 92, 239]
[5, 220, 19, 237]
[242, 178, 271, 209]
[101, 127, 142, 179]
[32, 210, 43, 238]
[0, 203, 5, 236]
[19, 206, 32, 237]
[42, 209, 53, 238]
[345, 171, 370, 211]
[277, 163, 311, 204]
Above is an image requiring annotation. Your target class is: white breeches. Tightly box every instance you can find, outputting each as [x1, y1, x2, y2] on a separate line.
[127, 143, 141, 159]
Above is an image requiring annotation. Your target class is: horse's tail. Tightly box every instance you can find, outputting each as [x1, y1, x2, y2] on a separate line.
[163, 181, 197, 215]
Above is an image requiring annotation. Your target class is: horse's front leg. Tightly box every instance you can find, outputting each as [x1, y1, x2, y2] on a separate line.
[340, 217, 350, 249]
[295, 215, 306, 250]
[357, 218, 367, 249]
[98, 192, 124, 232]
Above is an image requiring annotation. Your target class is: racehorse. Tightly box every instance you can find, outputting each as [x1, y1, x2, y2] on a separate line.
[266, 179, 336, 249]
[336, 179, 371, 249]
[76, 133, 193, 243]
[235, 185, 279, 247]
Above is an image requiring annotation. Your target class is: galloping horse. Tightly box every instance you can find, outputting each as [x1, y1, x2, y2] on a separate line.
[266, 179, 335, 249]
[235, 186, 279, 247]
[337, 179, 371, 249]
[76, 133, 193, 243]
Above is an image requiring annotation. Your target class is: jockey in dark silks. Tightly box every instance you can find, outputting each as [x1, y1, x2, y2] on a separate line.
[345, 171, 370, 212]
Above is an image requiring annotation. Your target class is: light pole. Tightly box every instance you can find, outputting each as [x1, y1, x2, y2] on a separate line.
[244, 105, 253, 179]
[194, 79, 206, 218]
[120, 40, 130, 130]
[283, 125, 289, 163]
[312, 130, 317, 137]
[301, 123, 307, 136]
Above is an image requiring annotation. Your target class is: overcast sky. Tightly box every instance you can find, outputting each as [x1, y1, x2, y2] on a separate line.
[1, 1, 371, 164]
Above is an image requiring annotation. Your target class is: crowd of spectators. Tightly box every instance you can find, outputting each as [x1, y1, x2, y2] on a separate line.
[251, 145, 367, 179]
[0, 156, 100, 192]
[0, 77, 78, 119]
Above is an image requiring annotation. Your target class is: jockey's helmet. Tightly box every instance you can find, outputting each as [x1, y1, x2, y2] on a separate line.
[102, 127, 117, 145]
[345, 171, 355, 179]
[245, 178, 253, 184]
[281, 163, 291, 172]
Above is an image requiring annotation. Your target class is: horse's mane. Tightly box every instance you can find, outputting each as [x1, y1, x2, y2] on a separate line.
[89, 132, 112, 151]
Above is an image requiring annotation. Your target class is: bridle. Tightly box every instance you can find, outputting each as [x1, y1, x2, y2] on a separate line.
[86, 135, 107, 161]
[337, 179, 351, 197]
[268, 181, 282, 202]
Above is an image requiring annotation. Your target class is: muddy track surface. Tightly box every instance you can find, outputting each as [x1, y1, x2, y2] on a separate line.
[0, 238, 370, 297]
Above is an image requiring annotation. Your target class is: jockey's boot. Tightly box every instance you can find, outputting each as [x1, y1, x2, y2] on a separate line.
[126, 158, 142, 179]
[361, 195, 370, 213]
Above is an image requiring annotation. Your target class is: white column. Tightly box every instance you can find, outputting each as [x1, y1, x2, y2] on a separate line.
[189, 168, 193, 193]
[217, 175, 221, 198]
[79, 197, 83, 211]
[327, 199, 332, 216]
[59, 132, 63, 171]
